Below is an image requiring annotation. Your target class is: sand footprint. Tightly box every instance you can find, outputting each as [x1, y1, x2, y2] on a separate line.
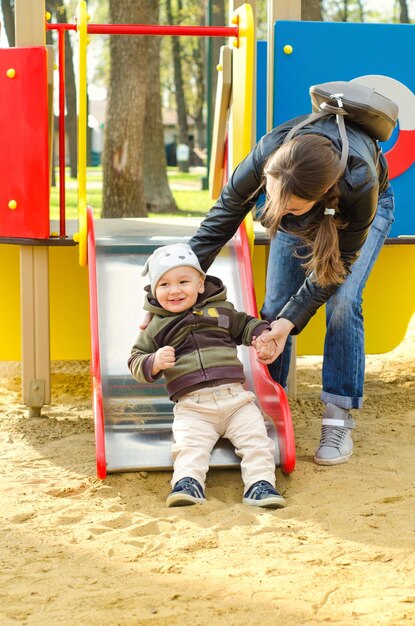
[99, 514, 133, 530]
[128, 520, 161, 537]
[382, 495, 404, 503]
[46, 480, 94, 498]
[8, 511, 36, 523]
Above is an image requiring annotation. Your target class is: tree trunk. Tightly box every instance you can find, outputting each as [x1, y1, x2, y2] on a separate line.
[166, 0, 190, 172]
[356, 0, 365, 22]
[52, 3, 78, 178]
[342, 0, 349, 21]
[102, 0, 149, 218]
[144, 2, 177, 214]
[193, 11, 206, 151]
[398, 0, 410, 23]
[1, 0, 15, 46]
[206, 1, 226, 171]
[209, 1, 226, 118]
[301, 0, 323, 21]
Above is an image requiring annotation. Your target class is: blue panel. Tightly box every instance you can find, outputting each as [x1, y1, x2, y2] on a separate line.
[272, 21, 415, 237]
[256, 40, 268, 142]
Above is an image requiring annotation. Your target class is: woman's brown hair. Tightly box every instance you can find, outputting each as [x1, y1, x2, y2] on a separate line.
[262, 134, 346, 287]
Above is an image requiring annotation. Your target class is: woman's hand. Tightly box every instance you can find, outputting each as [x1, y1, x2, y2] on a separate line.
[252, 331, 278, 363]
[139, 311, 153, 330]
[254, 318, 295, 363]
[152, 346, 175, 376]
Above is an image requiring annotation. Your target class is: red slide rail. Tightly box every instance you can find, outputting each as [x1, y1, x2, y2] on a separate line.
[233, 223, 296, 474]
[87, 206, 106, 478]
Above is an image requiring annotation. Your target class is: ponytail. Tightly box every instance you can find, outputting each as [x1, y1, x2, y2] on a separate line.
[297, 207, 347, 287]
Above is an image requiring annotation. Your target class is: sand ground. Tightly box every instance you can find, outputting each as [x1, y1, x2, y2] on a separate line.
[0, 318, 414, 626]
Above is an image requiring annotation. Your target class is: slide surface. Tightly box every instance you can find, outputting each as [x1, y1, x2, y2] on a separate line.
[88, 212, 295, 478]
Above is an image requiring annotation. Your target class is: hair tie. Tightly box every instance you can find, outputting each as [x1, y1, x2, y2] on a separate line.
[324, 208, 335, 216]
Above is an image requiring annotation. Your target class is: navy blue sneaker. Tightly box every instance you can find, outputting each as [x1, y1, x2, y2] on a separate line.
[243, 480, 286, 509]
[166, 477, 206, 507]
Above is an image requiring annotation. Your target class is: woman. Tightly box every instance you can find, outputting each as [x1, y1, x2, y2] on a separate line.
[188, 113, 394, 466]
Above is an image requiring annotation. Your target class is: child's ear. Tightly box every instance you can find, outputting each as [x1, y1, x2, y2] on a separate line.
[198, 278, 205, 294]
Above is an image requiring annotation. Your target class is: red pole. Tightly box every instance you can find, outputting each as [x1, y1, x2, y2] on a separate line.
[86, 24, 238, 37]
[47, 22, 238, 39]
[46, 23, 76, 32]
[58, 27, 66, 238]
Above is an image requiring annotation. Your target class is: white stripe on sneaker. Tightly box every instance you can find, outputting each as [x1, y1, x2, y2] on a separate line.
[322, 418, 347, 427]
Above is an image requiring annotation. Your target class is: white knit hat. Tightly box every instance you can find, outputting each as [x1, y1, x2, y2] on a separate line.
[142, 243, 205, 294]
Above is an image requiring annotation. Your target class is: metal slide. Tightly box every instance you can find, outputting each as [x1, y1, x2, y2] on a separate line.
[88, 209, 295, 479]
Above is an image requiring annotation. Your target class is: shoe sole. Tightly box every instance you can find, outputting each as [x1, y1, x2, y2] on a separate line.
[243, 496, 286, 509]
[313, 451, 353, 466]
[166, 493, 206, 507]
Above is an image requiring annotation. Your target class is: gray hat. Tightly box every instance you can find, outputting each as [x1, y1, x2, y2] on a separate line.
[142, 243, 206, 294]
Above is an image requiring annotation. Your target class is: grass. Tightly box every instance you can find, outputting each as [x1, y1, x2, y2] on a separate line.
[50, 166, 212, 220]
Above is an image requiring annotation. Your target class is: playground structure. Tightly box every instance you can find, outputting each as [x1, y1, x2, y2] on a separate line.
[0, 0, 297, 478]
[1, 1, 415, 478]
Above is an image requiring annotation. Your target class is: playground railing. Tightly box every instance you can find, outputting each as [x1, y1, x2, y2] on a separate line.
[46, 0, 239, 267]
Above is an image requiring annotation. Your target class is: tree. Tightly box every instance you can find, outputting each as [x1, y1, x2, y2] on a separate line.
[202, 0, 226, 174]
[48, 2, 78, 178]
[191, 17, 206, 151]
[165, 0, 190, 172]
[1, 0, 14, 46]
[143, 2, 177, 214]
[160, 0, 215, 155]
[398, 0, 410, 23]
[102, 0, 176, 217]
[301, 0, 323, 21]
[102, 0, 148, 217]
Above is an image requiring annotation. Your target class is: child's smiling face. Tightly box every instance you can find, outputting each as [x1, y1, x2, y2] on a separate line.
[155, 266, 205, 313]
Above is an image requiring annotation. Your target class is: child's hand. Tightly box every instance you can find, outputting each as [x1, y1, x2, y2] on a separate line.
[152, 346, 175, 375]
[252, 331, 278, 364]
[253, 320, 294, 363]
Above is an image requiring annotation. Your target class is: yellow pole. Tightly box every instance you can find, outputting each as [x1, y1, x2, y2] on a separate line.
[75, 0, 88, 266]
[230, 3, 255, 256]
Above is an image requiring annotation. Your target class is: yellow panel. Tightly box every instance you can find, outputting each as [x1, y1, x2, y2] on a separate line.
[0, 244, 90, 361]
[252, 245, 267, 313]
[298, 246, 415, 354]
[0, 245, 21, 360]
[358, 245, 415, 354]
[252, 243, 415, 355]
[49, 246, 90, 360]
[1, 241, 412, 364]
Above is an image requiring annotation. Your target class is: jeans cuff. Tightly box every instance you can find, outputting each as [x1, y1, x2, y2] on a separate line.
[321, 391, 363, 410]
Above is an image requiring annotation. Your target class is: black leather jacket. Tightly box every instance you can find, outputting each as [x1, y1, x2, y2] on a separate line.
[189, 115, 389, 334]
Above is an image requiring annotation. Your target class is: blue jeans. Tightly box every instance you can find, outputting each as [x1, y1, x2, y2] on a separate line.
[260, 185, 395, 410]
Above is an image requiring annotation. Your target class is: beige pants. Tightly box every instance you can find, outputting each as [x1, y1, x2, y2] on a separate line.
[172, 383, 276, 491]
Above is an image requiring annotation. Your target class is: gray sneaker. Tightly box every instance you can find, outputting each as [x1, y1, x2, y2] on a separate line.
[314, 403, 356, 466]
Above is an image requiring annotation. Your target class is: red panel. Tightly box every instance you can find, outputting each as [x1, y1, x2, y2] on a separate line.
[0, 47, 49, 238]
[385, 130, 415, 180]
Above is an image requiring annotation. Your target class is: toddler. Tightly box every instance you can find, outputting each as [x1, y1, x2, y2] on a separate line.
[128, 243, 286, 509]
